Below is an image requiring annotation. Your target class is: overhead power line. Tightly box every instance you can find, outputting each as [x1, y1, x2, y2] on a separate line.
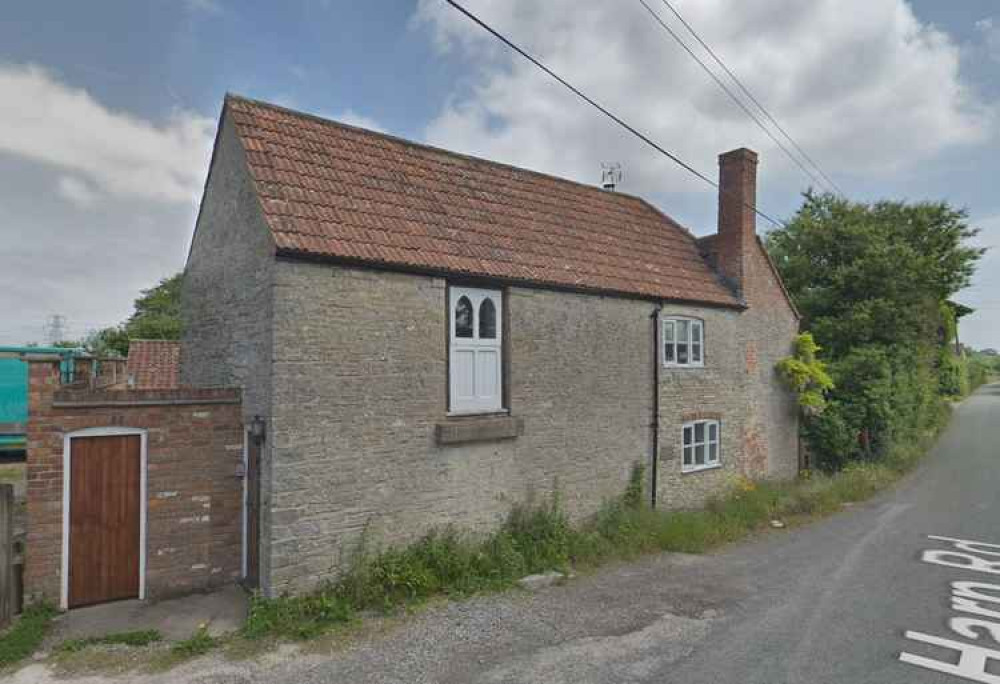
[655, 0, 846, 197]
[636, 0, 837, 196]
[441, 0, 786, 229]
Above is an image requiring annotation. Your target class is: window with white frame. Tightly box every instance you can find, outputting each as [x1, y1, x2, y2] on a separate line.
[682, 419, 720, 472]
[663, 317, 704, 366]
[449, 286, 503, 414]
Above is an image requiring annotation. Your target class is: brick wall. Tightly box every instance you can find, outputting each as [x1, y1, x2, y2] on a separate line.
[25, 359, 244, 606]
[744, 242, 801, 481]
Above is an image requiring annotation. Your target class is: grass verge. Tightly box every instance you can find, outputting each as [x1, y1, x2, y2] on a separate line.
[171, 627, 217, 658]
[0, 603, 57, 668]
[135, 626, 220, 673]
[245, 415, 944, 642]
[56, 629, 162, 653]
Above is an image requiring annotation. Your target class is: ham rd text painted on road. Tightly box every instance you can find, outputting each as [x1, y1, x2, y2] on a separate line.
[899, 535, 1000, 683]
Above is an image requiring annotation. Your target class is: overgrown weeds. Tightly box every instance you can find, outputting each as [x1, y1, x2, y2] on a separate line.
[56, 629, 162, 653]
[245, 432, 938, 644]
[170, 627, 216, 658]
[0, 603, 57, 668]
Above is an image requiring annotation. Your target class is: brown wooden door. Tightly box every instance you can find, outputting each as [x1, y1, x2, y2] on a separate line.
[245, 438, 261, 589]
[68, 435, 141, 608]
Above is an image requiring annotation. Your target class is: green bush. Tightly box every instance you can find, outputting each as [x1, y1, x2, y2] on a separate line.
[938, 352, 968, 397]
[967, 355, 994, 392]
[766, 193, 983, 473]
[803, 402, 857, 471]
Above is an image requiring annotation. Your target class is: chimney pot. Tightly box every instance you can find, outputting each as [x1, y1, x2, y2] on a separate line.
[716, 147, 758, 299]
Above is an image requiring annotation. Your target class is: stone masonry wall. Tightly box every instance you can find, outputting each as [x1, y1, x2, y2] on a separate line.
[181, 109, 276, 586]
[656, 304, 750, 509]
[267, 262, 656, 595]
[656, 241, 799, 509]
[266, 257, 798, 593]
[25, 359, 244, 605]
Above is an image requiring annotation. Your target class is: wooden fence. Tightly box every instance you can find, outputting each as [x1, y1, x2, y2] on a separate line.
[0, 484, 21, 628]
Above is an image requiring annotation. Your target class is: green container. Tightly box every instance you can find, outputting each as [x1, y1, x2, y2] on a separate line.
[0, 357, 27, 426]
[0, 346, 84, 450]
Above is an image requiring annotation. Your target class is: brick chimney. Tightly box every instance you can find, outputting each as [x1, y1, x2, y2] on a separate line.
[716, 148, 758, 299]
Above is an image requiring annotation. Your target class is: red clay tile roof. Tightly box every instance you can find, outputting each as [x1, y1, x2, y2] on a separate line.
[126, 340, 180, 390]
[225, 95, 740, 307]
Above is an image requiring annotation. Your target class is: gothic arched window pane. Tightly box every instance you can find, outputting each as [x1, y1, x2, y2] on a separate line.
[479, 298, 497, 339]
[455, 296, 473, 338]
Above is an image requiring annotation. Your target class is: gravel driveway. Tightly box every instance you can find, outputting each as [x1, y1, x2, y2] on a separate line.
[8, 549, 747, 684]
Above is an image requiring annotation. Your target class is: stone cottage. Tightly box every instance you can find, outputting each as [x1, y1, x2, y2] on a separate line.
[181, 95, 800, 597]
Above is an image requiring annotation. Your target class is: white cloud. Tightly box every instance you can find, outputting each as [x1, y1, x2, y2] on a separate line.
[976, 17, 1000, 63]
[414, 0, 994, 198]
[57, 176, 99, 208]
[0, 63, 214, 204]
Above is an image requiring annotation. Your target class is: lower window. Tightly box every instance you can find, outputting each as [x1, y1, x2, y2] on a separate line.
[682, 419, 720, 472]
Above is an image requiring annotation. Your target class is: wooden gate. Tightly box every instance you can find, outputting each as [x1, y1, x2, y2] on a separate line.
[68, 435, 141, 608]
[244, 437, 261, 589]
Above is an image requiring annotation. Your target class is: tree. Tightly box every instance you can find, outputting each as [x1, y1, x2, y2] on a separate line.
[768, 193, 983, 469]
[82, 272, 184, 357]
[767, 192, 982, 358]
[124, 272, 183, 341]
[84, 327, 131, 358]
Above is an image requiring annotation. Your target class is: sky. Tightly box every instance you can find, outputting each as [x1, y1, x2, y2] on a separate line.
[0, 0, 998, 348]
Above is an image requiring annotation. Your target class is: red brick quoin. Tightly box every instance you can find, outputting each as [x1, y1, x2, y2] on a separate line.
[25, 358, 243, 607]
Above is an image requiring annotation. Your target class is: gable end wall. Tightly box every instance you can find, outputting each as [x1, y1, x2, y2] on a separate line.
[180, 110, 277, 588]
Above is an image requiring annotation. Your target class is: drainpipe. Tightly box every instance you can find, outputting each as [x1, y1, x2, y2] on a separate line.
[650, 302, 663, 508]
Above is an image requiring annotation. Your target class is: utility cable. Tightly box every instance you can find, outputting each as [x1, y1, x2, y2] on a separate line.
[441, 0, 787, 228]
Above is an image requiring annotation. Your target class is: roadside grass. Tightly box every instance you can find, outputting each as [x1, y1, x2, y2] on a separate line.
[56, 629, 162, 653]
[50, 626, 222, 676]
[171, 626, 217, 658]
[0, 603, 57, 668]
[143, 626, 219, 673]
[244, 416, 944, 643]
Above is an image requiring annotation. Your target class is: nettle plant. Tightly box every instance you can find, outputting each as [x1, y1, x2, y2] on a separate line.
[776, 333, 834, 414]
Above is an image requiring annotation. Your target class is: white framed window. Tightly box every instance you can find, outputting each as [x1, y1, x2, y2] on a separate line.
[663, 317, 704, 367]
[682, 419, 720, 472]
[449, 286, 503, 414]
